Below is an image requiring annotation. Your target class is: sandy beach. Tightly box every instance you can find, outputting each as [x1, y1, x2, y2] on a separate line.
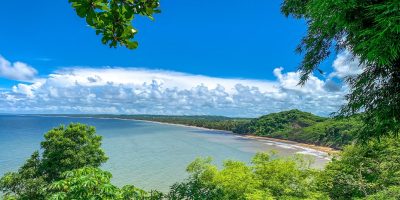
[131, 118, 340, 155]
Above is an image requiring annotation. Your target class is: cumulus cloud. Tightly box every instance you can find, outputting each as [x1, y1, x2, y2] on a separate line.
[328, 51, 363, 79]
[0, 51, 369, 117]
[0, 55, 38, 81]
[0, 65, 349, 117]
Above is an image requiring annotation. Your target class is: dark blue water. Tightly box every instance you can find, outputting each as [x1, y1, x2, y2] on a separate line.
[0, 115, 329, 191]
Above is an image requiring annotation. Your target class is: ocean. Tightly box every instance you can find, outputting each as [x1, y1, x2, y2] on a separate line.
[0, 115, 329, 191]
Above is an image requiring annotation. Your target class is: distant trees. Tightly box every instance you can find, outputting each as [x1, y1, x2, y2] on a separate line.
[116, 110, 362, 149]
[250, 109, 326, 136]
[115, 115, 253, 133]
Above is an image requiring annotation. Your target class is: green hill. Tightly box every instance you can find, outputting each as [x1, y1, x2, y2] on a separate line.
[248, 109, 326, 135]
[237, 110, 362, 149]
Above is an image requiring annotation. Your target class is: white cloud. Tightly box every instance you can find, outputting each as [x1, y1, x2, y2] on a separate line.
[0, 66, 348, 117]
[0, 55, 38, 81]
[329, 51, 363, 79]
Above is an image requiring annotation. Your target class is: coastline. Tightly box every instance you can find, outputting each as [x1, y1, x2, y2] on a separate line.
[35, 115, 339, 155]
[131, 119, 339, 155]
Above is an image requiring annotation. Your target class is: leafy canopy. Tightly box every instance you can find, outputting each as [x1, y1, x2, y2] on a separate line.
[69, 0, 160, 49]
[0, 123, 108, 199]
[47, 167, 162, 200]
[167, 153, 327, 200]
[281, 0, 400, 140]
[319, 137, 400, 199]
[40, 123, 108, 181]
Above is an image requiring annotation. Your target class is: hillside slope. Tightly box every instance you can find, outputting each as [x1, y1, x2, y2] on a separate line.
[236, 110, 362, 149]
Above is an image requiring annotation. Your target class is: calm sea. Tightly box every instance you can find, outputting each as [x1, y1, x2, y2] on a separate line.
[0, 115, 329, 191]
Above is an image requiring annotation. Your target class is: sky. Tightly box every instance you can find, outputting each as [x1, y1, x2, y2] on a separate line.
[0, 0, 361, 117]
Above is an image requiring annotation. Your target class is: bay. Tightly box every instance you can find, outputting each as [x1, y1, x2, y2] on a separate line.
[0, 115, 329, 191]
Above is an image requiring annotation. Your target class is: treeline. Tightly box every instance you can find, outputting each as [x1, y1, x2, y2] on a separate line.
[58, 114, 253, 132]
[68, 109, 361, 149]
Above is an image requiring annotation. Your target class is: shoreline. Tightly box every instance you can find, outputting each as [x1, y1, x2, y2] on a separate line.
[34, 115, 339, 155]
[130, 119, 339, 155]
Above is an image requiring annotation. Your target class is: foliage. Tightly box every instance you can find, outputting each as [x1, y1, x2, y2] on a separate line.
[46, 167, 161, 200]
[46, 167, 121, 199]
[68, 0, 160, 49]
[361, 186, 400, 200]
[167, 153, 328, 200]
[319, 137, 400, 199]
[168, 139, 400, 200]
[0, 123, 108, 199]
[0, 152, 47, 200]
[166, 157, 224, 200]
[41, 123, 108, 181]
[281, 0, 400, 140]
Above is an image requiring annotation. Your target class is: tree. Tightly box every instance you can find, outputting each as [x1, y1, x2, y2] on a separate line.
[250, 153, 326, 199]
[46, 167, 162, 200]
[40, 123, 108, 182]
[166, 157, 224, 200]
[0, 152, 47, 200]
[167, 153, 328, 200]
[68, 0, 160, 49]
[281, 0, 400, 140]
[0, 123, 108, 199]
[47, 167, 121, 200]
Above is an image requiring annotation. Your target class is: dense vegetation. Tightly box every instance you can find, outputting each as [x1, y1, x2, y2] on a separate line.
[169, 137, 400, 200]
[320, 137, 400, 199]
[239, 110, 362, 149]
[167, 153, 326, 199]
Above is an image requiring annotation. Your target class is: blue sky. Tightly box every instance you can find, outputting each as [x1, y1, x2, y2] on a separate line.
[0, 0, 357, 116]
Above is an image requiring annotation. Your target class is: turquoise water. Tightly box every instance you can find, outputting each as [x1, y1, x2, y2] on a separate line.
[0, 115, 329, 191]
